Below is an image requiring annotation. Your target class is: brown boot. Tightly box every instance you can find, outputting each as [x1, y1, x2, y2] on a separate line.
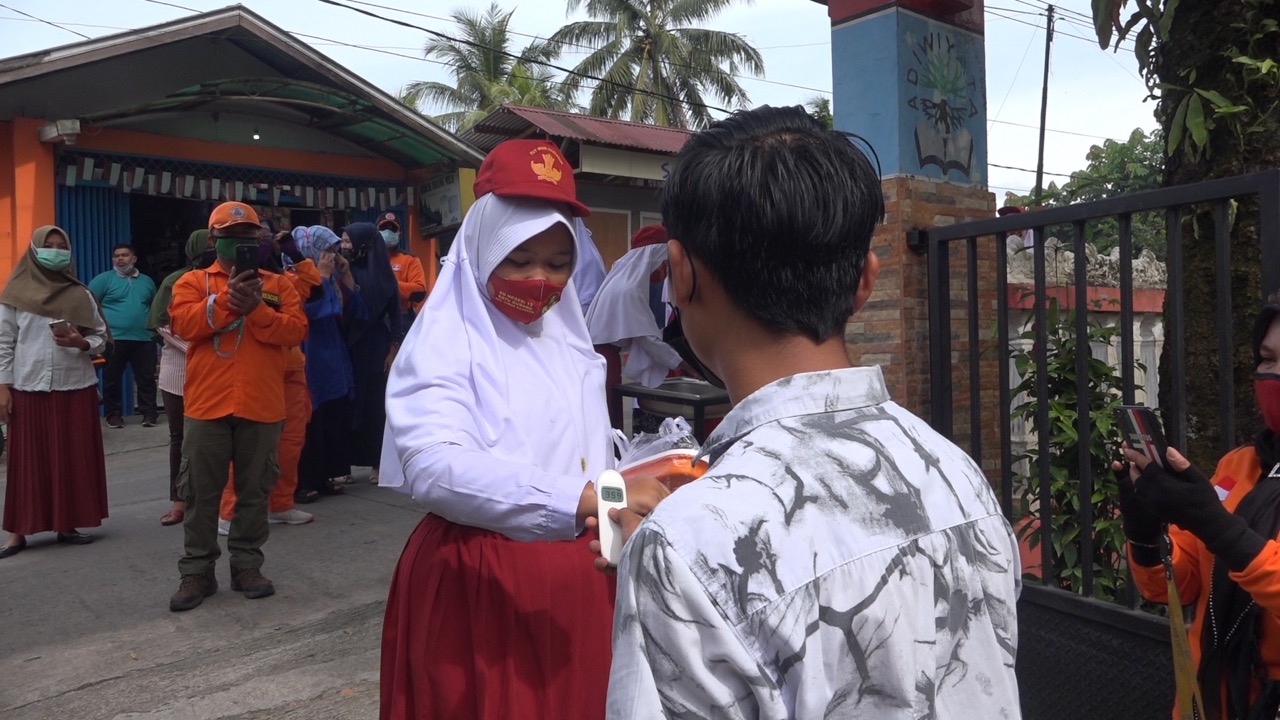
[230, 567, 275, 599]
[169, 570, 217, 612]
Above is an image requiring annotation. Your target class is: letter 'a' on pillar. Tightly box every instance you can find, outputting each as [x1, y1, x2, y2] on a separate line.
[814, 0, 988, 185]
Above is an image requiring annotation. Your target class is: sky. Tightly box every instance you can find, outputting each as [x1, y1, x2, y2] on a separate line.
[0, 0, 1158, 201]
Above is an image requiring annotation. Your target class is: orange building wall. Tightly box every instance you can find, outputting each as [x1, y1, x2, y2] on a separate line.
[77, 127, 406, 181]
[4, 118, 56, 272]
[0, 117, 423, 283]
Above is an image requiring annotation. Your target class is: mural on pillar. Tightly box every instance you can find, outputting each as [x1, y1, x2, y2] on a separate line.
[901, 13, 985, 183]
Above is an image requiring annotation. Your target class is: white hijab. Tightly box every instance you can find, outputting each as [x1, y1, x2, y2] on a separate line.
[379, 194, 613, 490]
[586, 243, 679, 386]
[572, 218, 607, 315]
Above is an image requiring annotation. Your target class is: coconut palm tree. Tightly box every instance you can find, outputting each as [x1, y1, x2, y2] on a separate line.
[549, 0, 765, 129]
[400, 2, 577, 132]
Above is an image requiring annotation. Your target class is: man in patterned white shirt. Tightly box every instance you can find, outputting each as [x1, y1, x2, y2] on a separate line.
[606, 105, 1023, 719]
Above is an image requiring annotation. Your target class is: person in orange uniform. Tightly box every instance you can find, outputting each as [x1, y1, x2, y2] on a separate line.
[167, 202, 308, 612]
[1119, 300, 1280, 718]
[216, 230, 324, 532]
[378, 213, 427, 321]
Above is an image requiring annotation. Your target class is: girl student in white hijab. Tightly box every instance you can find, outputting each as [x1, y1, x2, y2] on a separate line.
[376, 140, 669, 720]
[585, 225, 683, 388]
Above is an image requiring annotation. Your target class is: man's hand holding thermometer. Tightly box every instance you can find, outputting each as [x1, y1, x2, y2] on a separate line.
[582, 471, 670, 573]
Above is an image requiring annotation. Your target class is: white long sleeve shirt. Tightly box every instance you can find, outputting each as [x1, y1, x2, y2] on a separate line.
[0, 301, 108, 392]
[608, 367, 1022, 719]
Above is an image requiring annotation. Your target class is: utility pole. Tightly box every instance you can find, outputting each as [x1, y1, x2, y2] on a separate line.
[1033, 4, 1055, 205]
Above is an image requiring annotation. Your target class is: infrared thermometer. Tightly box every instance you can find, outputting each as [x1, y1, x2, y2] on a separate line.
[596, 470, 628, 567]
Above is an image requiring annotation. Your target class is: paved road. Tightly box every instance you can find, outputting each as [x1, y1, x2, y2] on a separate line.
[0, 420, 423, 719]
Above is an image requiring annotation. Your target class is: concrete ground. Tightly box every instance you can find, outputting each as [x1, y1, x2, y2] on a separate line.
[0, 418, 423, 719]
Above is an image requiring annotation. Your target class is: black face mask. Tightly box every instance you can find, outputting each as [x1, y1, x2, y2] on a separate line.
[341, 245, 367, 264]
[663, 310, 726, 389]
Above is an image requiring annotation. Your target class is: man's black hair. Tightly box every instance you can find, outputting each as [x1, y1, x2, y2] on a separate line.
[111, 243, 135, 254]
[661, 105, 884, 343]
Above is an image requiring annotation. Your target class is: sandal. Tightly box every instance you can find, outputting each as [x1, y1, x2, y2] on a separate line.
[331, 475, 353, 485]
[317, 482, 345, 496]
[294, 490, 320, 505]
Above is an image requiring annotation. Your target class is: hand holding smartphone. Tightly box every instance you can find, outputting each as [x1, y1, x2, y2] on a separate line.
[48, 319, 73, 335]
[1114, 405, 1169, 469]
[234, 244, 260, 280]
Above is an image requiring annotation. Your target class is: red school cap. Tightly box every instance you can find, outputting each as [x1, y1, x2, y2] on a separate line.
[473, 140, 590, 217]
[630, 225, 668, 248]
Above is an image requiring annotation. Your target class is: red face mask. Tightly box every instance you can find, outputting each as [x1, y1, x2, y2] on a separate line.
[489, 274, 566, 324]
[1256, 373, 1280, 433]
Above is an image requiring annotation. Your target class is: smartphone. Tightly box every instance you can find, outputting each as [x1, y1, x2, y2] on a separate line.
[234, 244, 260, 280]
[1114, 405, 1169, 469]
[48, 319, 72, 334]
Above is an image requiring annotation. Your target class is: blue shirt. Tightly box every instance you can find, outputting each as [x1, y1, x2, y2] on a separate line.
[302, 277, 365, 406]
[607, 367, 1023, 718]
[88, 269, 156, 342]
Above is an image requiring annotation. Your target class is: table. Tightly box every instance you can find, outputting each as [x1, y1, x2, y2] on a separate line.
[613, 381, 731, 443]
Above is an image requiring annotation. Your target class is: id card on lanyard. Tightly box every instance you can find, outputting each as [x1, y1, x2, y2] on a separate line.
[1164, 532, 1207, 720]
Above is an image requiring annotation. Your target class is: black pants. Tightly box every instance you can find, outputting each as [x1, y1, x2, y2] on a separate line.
[163, 391, 184, 502]
[298, 397, 353, 495]
[103, 339, 158, 418]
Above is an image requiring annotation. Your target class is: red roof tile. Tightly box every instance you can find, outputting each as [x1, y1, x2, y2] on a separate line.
[464, 105, 692, 155]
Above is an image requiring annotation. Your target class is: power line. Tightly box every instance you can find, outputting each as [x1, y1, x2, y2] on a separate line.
[0, 16, 129, 31]
[991, 16, 1040, 121]
[315, 0, 738, 120]
[988, 117, 1114, 140]
[0, 2, 90, 39]
[332, 0, 830, 97]
[1006, 0, 1094, 24]
[142, 0, 199, 11]
[990, 161, 1075, 178]
[987, 8, 1134, 52]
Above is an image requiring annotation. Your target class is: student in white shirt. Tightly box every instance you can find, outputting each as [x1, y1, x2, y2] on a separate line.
[376, 140, 668, 720]
[604, 106, 1023, 719]
[0, 226, 112, 559]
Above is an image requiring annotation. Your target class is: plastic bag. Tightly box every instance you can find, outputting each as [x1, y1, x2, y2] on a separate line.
[616, 417, 709, 492]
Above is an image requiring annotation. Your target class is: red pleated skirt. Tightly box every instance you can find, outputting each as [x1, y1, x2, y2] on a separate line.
[380, 514, 616, 720]
[2, 387, 108, 535]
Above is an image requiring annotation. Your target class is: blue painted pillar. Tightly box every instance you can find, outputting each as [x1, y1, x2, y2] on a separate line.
[815, 0, 996, 434]
[823, 0, 988, 185]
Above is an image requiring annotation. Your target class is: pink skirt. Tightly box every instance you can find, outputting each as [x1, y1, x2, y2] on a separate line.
[2, 387, 109, 535]
[380, 514, 616, 720]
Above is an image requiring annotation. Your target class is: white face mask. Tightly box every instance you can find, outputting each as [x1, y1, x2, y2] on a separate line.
[381, 229, 400, 248]
[115, 262, 136, 276]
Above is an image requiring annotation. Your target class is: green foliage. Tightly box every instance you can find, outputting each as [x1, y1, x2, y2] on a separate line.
[805, 96, 833, 130]
[548, 0, 765, 129]
[1010, 296, 1133, 603]
[1006, 128, 1165, 258]
[399, 2, 577, 132]
[1091, 0, 1279, 163]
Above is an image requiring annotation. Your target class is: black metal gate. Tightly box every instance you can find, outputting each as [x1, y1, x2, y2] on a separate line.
[909, 169, 1280, 718]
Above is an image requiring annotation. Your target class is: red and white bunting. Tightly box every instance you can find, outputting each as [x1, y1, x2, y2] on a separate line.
[346, 188, 357, 208]
[388, 188, 399, 207]
[107, 163, 122, 186]
[159, 172, 172, 194]
[129, 167, 146, 190]
[181, 175, 195, 198]
[210, 178, 221, 200]
[406, 186, 415, 206]
[325, 187, 335, 207]
[305, 187, 316, 207]
[378, 191, 388, 210]
[78, 157, 95, 181]
[198, 180, 210, 200]
[64, 165, 77, 187]
[233, 180, 245, 202]
[145, 174, 157, 195]
[272, 186, 282, 205]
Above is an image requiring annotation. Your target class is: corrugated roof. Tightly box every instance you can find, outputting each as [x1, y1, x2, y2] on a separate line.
[462, 105, 692, 155]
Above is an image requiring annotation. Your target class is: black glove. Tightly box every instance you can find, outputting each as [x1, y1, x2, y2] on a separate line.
[1115, 463, 1163, 566]
[1134, 460, 1266, 571]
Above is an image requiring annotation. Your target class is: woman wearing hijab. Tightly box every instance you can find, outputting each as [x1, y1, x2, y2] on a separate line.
[147, 229, 214, 527]
[0, 226, 112, 558]
[344, 221, 402, 485]
[377, 141, 669, 719]
[586, 225, 683, 431]
[296, 225, 365, 502]
[1120, 299, 1280, 719]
